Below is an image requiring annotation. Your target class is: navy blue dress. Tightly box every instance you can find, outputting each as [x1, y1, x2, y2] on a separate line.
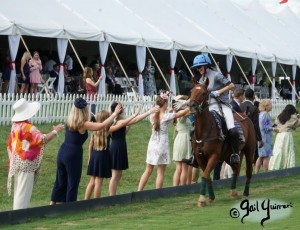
[51, 127, 88, 202]
[87, 137, 112, 178]
[19, 61, 30, 84]
[109, 127, 128, 170]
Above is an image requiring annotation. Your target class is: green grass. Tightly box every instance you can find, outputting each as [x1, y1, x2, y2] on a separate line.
[1, 104, 300, 228]
[1, 175, 300, 229]
[0, 121, 178, 211]
[1, 118, 300, 211]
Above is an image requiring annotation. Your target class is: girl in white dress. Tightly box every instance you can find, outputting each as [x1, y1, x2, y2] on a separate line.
[138, 91, 189, 191]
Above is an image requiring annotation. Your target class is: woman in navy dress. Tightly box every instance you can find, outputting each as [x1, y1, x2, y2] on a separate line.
[19, 51, 31, 94]
[108, 102, 159, 196]
[50, 98, 122, 204]
[85, 110, 112, 199]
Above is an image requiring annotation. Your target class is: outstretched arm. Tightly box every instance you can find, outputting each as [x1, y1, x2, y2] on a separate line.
[127, 105, 160, 125]
[109, 107, 140, 133]
[82, 104, 122, 131]
[174, 107, 190, 119]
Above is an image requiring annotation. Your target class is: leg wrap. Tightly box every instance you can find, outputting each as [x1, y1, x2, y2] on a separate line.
[200, 177, 207, 196]
[208, 183, 215, 200]
[243, 181, 250, 197]
[230, 173, 238, 190]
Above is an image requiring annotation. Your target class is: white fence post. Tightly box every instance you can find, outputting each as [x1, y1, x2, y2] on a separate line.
[0, 93, 159, 125]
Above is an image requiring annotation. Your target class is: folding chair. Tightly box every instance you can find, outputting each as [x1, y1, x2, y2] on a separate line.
[38, 77, 56, 94]
[115, 77, 129, 94]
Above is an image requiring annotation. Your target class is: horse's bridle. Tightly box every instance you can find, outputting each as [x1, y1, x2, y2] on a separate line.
[189, 91, 209, 115]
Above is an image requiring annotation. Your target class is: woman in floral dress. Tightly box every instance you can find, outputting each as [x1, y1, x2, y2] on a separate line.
[138, 90, 189, 191]
[142, 59, 157, 96]
[256, 99, 273, 173]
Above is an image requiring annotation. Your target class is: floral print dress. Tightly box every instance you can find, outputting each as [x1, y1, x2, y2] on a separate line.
[146, 112, 176, 165]
[258, 111, 273, 157]
[7, 121, 45, 195]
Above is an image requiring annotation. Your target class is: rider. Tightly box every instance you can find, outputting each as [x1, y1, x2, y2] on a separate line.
[181, 54, 240, 165]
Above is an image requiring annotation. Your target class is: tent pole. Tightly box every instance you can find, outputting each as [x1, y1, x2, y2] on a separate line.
[109, 43, 138, 100]
[20, 34, 50, 95]
[178, 50, 194, 79]
[68, 39, 84, 71]
[233, 55, 251, 87]
[278, 63, 300, 100]
[208, 51, 221, 73]
[20, 35, 30, 53]
[146, 47, 171, 93]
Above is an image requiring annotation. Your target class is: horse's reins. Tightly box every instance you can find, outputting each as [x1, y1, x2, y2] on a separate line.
[213, 96, 247, 121]
[190, 92, 221, 146]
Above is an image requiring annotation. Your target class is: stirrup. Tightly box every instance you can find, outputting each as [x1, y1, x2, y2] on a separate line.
[230, 153, 240, 164]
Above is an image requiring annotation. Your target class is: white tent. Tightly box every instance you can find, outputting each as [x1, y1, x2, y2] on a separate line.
[1, 0, 300, 95]
[1, 0, 300, 63]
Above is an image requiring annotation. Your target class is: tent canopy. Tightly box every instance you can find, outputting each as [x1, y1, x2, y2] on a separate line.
[1, 0, 300, 65]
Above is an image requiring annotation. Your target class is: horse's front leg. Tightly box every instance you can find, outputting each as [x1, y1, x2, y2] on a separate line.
[198, 154, 218, 207]
[243, 150, 253, 199]
[229, 162, 240, 198]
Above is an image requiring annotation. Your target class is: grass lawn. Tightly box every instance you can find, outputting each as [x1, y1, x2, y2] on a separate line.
[1, 174, 300, 229]
[1, 104, 300, 227]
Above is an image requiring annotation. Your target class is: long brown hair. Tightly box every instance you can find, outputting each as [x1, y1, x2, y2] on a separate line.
[278, 104, 297, 125]
[153, 96, 168, 131]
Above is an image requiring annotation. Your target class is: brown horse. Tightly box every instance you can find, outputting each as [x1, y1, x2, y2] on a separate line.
[189, 79, 256, 207]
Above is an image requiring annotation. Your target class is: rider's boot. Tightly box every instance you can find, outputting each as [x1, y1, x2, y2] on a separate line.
[182, 154, 199, 168]
[228, 127, 240, 164]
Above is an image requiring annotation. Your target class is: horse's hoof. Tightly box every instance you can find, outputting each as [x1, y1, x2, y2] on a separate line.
[230, 190, 238, 198]
[208, 198, 214, 204]
[198, 196, 207, 207]
[198, 200, 207, 207]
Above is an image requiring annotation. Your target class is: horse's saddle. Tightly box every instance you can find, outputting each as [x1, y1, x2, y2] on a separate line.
[211, 110, 245, 143]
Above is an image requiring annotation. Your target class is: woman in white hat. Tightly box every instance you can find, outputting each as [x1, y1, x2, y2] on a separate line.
[7, 98, 64, 210]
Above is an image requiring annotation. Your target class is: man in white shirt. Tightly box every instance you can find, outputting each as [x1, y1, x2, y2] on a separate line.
[65, 53, 73, 73]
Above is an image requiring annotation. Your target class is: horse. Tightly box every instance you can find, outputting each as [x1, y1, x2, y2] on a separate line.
[188, 79, 256, 207]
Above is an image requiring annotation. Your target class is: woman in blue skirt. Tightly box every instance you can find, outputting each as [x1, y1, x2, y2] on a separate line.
[84, 110, 112, 199]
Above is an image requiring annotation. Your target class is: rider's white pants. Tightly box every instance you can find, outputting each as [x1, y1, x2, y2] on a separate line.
[209, 99, 235, 130]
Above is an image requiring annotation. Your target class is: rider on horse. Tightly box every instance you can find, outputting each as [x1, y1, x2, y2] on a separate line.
[179, 54, 241, 165]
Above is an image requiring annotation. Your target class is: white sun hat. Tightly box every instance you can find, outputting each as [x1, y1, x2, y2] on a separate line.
[11, 98, 41, 122]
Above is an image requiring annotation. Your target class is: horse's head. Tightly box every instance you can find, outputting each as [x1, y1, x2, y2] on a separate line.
[189, 77, 209, 114]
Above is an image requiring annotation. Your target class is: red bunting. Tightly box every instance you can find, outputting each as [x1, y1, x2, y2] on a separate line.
[250, 75, 254, 84]
[9, 61, 15, 70]
[279, 0, 288, 4]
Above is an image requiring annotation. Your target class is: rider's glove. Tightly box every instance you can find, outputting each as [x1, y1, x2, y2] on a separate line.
[210, 90, 220, 98]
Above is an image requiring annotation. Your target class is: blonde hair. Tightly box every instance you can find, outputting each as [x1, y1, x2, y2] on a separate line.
[93, 110, 110, 151]
[153, 96, 168, 131]
[259, 99, 271, 112]
[22, 51, 31, 61]
[66, 105, 90, 131]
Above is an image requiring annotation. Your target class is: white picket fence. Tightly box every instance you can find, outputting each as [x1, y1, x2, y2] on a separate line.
[0, 93, 296, 126]
[0, 93, 157, 126]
